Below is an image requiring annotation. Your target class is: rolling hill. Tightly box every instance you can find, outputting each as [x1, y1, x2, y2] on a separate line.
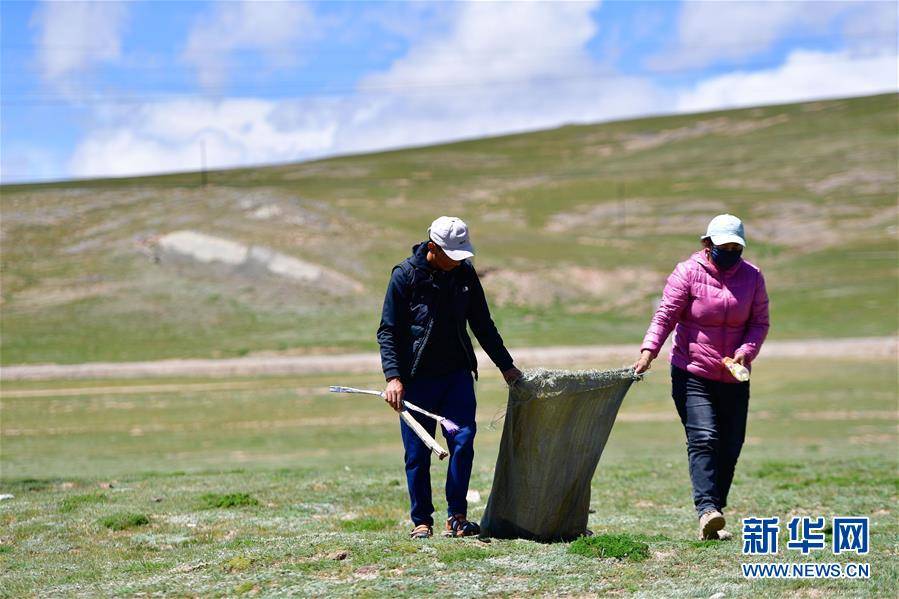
[1, 93, 896, 364]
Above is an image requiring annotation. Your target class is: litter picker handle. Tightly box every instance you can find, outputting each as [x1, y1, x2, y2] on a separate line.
[329, 386, 443, 423]
[400, 410, 449, 460]
[329, 386, 448, 459]
[329, 386, 384, 397]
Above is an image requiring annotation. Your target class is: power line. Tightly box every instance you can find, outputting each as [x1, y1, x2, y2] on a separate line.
[3, 26, 894, 53]
[4, 53, 898, 107]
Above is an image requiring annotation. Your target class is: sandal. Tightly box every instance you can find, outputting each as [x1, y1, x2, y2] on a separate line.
[410, 524, 433, 539]
[444, 514, 480, 538]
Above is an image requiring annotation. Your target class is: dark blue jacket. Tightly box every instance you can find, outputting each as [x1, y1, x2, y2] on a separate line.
[377, 242, 514, 381]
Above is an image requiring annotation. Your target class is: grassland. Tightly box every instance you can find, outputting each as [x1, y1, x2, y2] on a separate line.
[2, 94, 897, 364]
[2, 355, 896, 597]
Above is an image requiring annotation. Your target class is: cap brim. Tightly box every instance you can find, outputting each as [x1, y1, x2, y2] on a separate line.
[443, 245, 475, 261]
[708, 233, 746, 247]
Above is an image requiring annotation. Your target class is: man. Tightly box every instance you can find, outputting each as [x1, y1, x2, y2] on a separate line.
[377, 216, 522, 539]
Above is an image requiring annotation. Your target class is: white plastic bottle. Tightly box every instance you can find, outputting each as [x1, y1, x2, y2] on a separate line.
[723, 357, 750, 382]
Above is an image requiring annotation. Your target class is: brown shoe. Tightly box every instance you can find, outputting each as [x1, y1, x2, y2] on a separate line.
[444, 514, 481, 538]
[410, 524, 433, 539]
[699, 510, 726, 540]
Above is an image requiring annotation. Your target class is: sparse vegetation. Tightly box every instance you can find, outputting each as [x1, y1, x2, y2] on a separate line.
[1, 357, 895, 596]
[0, 95, 895, 597]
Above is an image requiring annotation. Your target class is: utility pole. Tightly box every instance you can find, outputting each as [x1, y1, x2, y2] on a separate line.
[200, 139, 207, 187]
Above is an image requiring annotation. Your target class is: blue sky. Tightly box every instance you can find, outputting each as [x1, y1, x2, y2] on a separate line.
[1, 0, 896, 183]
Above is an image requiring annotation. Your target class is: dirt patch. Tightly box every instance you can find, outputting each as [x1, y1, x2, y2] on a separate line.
[0, 381, 324, 399]
[13, 282, 125, 310]
[479, 266, 657, 310]
[1, 337, 893, 381]
[0, 188, 158, 227]
[578, 114, 790, 162]
[480, 208, 528, 228]
[3, 413, 398, 437]
[620, 115, 790, 152]
[546, 198, 728, 235]
[806, 167, 896, 195]
[751, 200, 898, 251]
[550, 196, 896, 252]
[282, 163, 372, 180]
[155, 230, 362, 294]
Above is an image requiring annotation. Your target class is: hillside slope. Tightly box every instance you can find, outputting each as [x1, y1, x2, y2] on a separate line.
[1, 93, 896, 364]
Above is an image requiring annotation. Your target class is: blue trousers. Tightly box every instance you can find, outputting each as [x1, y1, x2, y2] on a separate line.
[671, 366, 750, 516]
[400, 369, 477, 527]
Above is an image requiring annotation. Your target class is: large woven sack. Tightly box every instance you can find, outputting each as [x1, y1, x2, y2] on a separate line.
[480, 367, 640, 542]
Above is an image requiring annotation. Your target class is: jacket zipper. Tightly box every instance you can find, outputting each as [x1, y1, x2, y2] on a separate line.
[410, 315, 435, 377]
[409, 270, 477, 380]
[721, 267, 729, 377]
[455, 299, 478, 380]
[410, 268, 437, 378]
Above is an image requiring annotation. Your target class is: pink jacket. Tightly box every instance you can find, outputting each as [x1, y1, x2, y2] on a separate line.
[642, 251, 770, 383]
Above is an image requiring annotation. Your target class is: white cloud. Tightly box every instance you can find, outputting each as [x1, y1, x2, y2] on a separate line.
[0, 143, 64, 183]
[31, 1, 129, 89]
[68, 99, 338, 178]
[70, 1, 673, 179]
[841, 1, 899, 54]
[182, 0, 316, 89]
[677, 49, 898, 112]
[341, 0, 667, 149]
[362, 1, 599, 89]
[650, 1, 859, 70]
[65, 1, 895, 182]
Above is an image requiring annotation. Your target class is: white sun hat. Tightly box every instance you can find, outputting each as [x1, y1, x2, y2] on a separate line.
[428, 216, 475, 260]
[702, 214, 747, 247]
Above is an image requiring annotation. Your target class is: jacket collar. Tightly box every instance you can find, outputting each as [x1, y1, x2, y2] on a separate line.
[408, 241, 470, 279]
[409, 241, 432, 271]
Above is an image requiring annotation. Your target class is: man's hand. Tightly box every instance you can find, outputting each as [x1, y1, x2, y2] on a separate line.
[502, 367, 522, 385]
[384, 377, 404, 412]
[633, 349, 654, 374]
[733, 352, 746, 366]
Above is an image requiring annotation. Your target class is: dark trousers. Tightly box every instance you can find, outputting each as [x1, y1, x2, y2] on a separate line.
[400, 369, 477, 526]
[671, 365, 749, 516]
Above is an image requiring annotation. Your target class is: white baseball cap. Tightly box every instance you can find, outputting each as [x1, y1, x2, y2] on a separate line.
[428, 216, 475, 260]
[702, 214, 746, 247]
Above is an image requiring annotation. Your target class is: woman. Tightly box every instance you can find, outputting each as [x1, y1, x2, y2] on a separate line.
[634, 214, 769, 540]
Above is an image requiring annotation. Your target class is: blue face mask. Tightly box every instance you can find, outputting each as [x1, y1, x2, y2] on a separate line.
[710, 246, 743, 269]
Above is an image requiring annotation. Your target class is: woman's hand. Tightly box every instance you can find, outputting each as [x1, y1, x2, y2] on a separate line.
[384, 377, 404, 412]
[732, 353, 746, 366]
[634, 350, 654, 374]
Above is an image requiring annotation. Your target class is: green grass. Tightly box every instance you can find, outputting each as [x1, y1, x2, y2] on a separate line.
[569, 534, 650, 561]
[197, 493, 260, 509]
[437, 545, 495, 563]
[340, 517, 395, 532]
[98, 512, 150, 531]
[2, 94, 896, 364]
[1, 356, 895, 596]
[59, 492, 108, 513]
